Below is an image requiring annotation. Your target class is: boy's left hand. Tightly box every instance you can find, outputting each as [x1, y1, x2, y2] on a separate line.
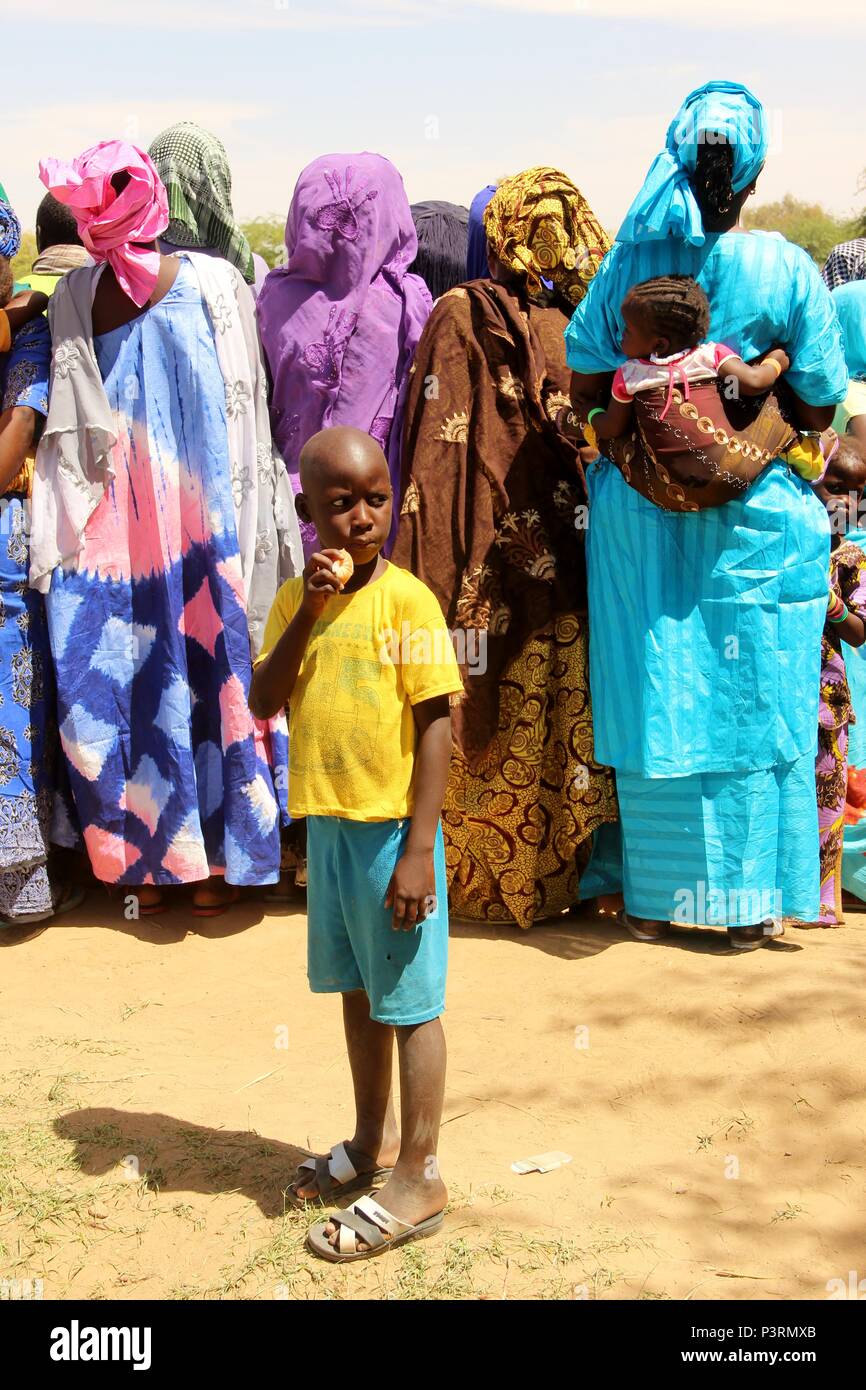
[385, 847, 436, 931]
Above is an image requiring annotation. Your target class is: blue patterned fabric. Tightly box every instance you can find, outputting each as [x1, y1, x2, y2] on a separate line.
[0, 186, 21, 259]
[2, 318, 50, 416]
[0, 316, 55, 922]
[47, 261, 283, 887]
[568, 230, 847, 923]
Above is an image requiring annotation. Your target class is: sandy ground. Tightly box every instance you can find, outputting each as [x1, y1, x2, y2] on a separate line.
[1, 889, 864, 1302]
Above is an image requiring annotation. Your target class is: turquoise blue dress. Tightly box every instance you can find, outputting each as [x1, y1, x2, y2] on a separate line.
[565, 231, 848, 925]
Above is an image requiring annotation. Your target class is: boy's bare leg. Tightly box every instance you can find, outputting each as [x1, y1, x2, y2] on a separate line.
[292, 989, 399, 1199]
[324, 1014, 447, 1249]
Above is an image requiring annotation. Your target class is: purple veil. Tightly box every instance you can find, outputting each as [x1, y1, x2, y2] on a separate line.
[257, 153, 432, 552]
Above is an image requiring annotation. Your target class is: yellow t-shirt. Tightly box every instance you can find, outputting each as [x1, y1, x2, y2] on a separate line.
[258, 562, 464, 821]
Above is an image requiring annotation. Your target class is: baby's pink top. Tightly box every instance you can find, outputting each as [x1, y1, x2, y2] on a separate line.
[612, 341, 739, 402]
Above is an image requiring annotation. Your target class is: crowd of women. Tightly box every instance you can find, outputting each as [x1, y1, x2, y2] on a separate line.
[2, 82, 866, 947]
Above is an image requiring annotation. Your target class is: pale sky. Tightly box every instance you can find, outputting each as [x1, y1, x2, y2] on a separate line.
[5, 0, 865, 235]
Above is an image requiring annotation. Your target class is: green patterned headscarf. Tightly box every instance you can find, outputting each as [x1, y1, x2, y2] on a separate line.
[148, 122, 254, 283]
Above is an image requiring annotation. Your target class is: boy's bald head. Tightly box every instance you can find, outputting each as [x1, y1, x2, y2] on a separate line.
[295, 426, 394, 560]
[299, 426, 390, 495]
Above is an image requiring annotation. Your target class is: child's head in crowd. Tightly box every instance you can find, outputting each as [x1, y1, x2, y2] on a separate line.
[814, 436, 866, 537]
[620, 274, 710, 360]
[297, 426, 393, 563]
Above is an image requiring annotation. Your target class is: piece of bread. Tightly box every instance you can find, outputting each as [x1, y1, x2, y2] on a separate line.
[331, 549, 354, 588]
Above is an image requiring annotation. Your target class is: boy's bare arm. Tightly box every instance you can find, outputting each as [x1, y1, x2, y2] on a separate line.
[385, 694, 452, 931]
[248, 606, 317, 719]
[248, 550, 343, 719]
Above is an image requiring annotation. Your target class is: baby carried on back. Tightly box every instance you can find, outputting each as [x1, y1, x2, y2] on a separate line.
[583, 274, 830, 512]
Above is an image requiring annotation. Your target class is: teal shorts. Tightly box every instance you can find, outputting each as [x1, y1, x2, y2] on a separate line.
[305, 816, 448, 1026]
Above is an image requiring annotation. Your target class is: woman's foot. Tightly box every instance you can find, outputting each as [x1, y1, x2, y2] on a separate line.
[136, 885, 165, 916]
[320, 1168, 447, 1254]
[289, 1136, 400, 1203]
[191, 879, 241, 917]
[618, 911, 670, 941]
[727, 920, 784, 950]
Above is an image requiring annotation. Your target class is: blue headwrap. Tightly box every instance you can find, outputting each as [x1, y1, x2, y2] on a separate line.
[466, 182, 496, 279]
[0, 182, 22, 259]
[617, 80, 767, 246]
[832, 282, 866, 381]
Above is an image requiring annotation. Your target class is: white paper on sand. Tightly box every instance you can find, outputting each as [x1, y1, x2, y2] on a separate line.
[511, 1150, 573, 1175]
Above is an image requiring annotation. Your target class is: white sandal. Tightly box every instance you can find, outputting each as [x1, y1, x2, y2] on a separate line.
[306, 1192, 445, 1263]
[287, 1140, 393, 1207]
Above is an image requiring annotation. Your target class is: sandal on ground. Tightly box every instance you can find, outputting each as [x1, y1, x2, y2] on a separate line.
[617, 910, 670, 942]
[287, 1140, 394, 1208]
[191, 884, 241, 918]
[727, 920, 785, 952]
[136, 887, 165, 917]
[306, 1192, 445, 1263]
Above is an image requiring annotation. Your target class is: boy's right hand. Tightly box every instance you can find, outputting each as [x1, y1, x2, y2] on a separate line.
[299, 550, 345, 620]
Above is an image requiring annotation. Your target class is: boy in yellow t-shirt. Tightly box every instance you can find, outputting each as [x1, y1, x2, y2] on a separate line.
[250, 426, 463, 1263]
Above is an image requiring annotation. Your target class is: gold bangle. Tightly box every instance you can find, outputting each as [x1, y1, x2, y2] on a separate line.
[765, 357, 783, 380]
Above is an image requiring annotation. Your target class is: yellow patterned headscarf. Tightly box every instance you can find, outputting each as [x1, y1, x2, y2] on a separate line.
[483, 167, 610, 306]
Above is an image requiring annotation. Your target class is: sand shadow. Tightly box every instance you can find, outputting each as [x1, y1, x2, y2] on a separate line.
[55, 1106, 315, 1220]
[0, 885, 306, 945]
[449, 907, 802, 959]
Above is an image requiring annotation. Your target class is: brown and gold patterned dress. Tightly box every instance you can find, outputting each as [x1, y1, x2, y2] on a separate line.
[393, 279, 617, 927]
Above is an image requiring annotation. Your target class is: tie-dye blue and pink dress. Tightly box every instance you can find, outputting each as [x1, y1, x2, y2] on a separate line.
[47, 260, 282, 886]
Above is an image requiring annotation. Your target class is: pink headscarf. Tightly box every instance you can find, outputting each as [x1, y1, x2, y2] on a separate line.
[39, 140, 169, 307]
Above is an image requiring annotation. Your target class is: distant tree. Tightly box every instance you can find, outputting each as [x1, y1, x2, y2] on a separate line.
[241, 217, 286, 270]
[744, 195, 859, 266]
[11, 230, 36, 282]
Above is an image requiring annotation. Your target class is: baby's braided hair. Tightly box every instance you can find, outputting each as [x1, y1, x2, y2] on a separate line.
[624, 274, 710, 353]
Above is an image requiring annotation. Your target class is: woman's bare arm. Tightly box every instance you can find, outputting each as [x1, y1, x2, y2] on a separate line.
[0, 405, 36, 493]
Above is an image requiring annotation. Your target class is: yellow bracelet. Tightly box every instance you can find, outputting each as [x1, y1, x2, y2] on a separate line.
[0, 309, 11, 354]
[765, 357, 783, 380]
